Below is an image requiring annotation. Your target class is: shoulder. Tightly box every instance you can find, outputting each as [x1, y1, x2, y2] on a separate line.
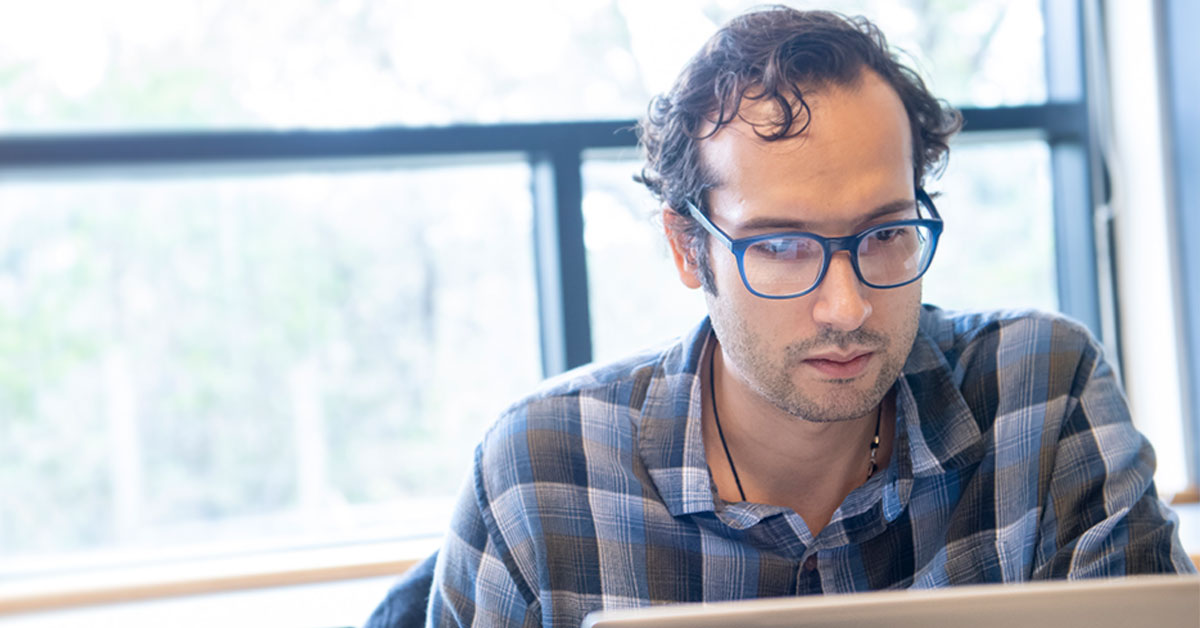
[918, 304, 1102, 372]
[913, 305, 1114, 434]
[918, 304, 1096, 349]
[473, 336, 686, 495]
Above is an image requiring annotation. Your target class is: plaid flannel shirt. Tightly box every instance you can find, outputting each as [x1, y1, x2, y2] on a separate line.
[428, 306, 1195, 627]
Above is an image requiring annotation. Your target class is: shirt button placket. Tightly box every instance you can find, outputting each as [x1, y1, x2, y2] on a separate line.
[796, 553, 822, 595]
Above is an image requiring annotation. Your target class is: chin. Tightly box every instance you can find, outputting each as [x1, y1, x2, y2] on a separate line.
[777, 374, 890, 422]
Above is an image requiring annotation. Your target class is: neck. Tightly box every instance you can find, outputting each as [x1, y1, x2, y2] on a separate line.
[702, 340, 892, 532]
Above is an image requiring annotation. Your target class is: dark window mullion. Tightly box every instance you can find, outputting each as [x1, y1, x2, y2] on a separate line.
[530, 149, 592, 377]
[1048, 144, 1103, 336]
[1043, 0, 1105, 343]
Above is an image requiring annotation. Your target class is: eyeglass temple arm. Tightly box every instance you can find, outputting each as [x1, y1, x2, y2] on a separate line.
[684, 200, 734, 248]
[916, 188, 941, 220]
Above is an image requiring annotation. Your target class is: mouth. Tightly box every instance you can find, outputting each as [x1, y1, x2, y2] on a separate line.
[801, 350, 875, 379]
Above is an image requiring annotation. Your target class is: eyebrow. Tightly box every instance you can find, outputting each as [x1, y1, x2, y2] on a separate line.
[735, 198, 918, 232]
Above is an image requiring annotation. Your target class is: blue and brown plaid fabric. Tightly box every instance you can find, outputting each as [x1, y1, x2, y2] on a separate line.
[428, 306, 1195, 627]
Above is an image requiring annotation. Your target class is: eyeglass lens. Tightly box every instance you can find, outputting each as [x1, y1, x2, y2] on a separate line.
[743, 223, 936, 296]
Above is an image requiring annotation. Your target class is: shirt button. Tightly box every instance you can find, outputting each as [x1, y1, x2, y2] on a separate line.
[802, 555, 818, 571]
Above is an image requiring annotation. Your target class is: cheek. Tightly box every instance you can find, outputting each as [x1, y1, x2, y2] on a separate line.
[708, 284, 813, 345]
[875, 282, 923, 339]
[883, 281, 922, 309]
[708, 246, 740, 285]
[902, 281, 924, 312]
[708, 252, 763, 311]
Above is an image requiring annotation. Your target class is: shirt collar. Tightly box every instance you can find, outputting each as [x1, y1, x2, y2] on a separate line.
[636, 318, 716, 517]
[898, 307, 985, 477]
[635, 308, 983, 519]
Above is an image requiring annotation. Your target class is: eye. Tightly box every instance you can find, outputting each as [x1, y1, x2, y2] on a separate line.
[872, 227, 901, 241]
[759, 239, 794, 255]
[868, 226, 913, 244]
[746, 237, 821, 261]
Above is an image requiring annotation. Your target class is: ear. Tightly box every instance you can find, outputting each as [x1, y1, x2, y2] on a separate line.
[662, 207, 704, 290]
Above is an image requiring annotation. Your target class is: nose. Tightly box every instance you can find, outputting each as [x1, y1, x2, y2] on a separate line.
[810, 251, 872, 331]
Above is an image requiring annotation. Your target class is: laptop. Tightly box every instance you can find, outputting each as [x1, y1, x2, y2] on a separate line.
[581, 575, 1200, 627]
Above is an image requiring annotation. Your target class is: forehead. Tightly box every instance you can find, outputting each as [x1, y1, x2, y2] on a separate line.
[698, 70, 914, 228]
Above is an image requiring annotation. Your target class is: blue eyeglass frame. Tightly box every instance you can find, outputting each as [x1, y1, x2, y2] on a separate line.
[683, 188, 944, 299]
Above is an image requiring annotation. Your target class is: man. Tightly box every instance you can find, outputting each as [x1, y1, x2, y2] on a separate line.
[425, 7, 1195, 627]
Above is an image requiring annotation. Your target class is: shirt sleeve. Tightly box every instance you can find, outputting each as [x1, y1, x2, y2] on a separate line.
[1031, 332, 1196, 577]
[427, 443, 542, 628]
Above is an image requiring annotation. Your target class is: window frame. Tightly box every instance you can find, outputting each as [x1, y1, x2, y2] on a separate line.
[0, 102, 1103, 377]
[0, 0, 1120, 616]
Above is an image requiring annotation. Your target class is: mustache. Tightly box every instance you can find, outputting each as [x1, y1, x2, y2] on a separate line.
[783, 328, 889, 364]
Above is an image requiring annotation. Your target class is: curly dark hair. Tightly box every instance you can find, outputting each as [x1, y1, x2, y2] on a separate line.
[636, 6, 962, 293]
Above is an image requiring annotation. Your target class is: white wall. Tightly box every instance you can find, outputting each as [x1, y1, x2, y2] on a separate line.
[1104, 0, 1189, 496]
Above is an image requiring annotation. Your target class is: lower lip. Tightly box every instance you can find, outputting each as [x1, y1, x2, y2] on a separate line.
[803, 353, 873, 379]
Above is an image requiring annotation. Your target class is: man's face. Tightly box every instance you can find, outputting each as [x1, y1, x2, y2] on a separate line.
[671, 69, 923, 423]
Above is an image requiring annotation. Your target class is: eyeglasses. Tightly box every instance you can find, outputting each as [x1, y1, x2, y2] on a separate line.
[684, 189, 943, 299]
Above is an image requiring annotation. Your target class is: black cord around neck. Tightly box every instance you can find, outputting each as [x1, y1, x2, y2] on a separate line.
[709, 346, 746, 502]
[707, 345, 884, 504]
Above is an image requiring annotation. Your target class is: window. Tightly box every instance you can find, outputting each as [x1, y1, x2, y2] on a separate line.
[582, 151, 707, 362]
[922, 139, 1057, 312]
[0, 163, 541, 568]
[0, 0, 1114, 603]
[0, 0, 1043, 133]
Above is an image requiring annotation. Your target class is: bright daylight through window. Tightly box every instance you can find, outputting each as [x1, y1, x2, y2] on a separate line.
[0, 0, 1054, 580]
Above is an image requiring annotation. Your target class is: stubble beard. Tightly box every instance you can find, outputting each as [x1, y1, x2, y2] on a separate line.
[714, 314, 919, 424]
